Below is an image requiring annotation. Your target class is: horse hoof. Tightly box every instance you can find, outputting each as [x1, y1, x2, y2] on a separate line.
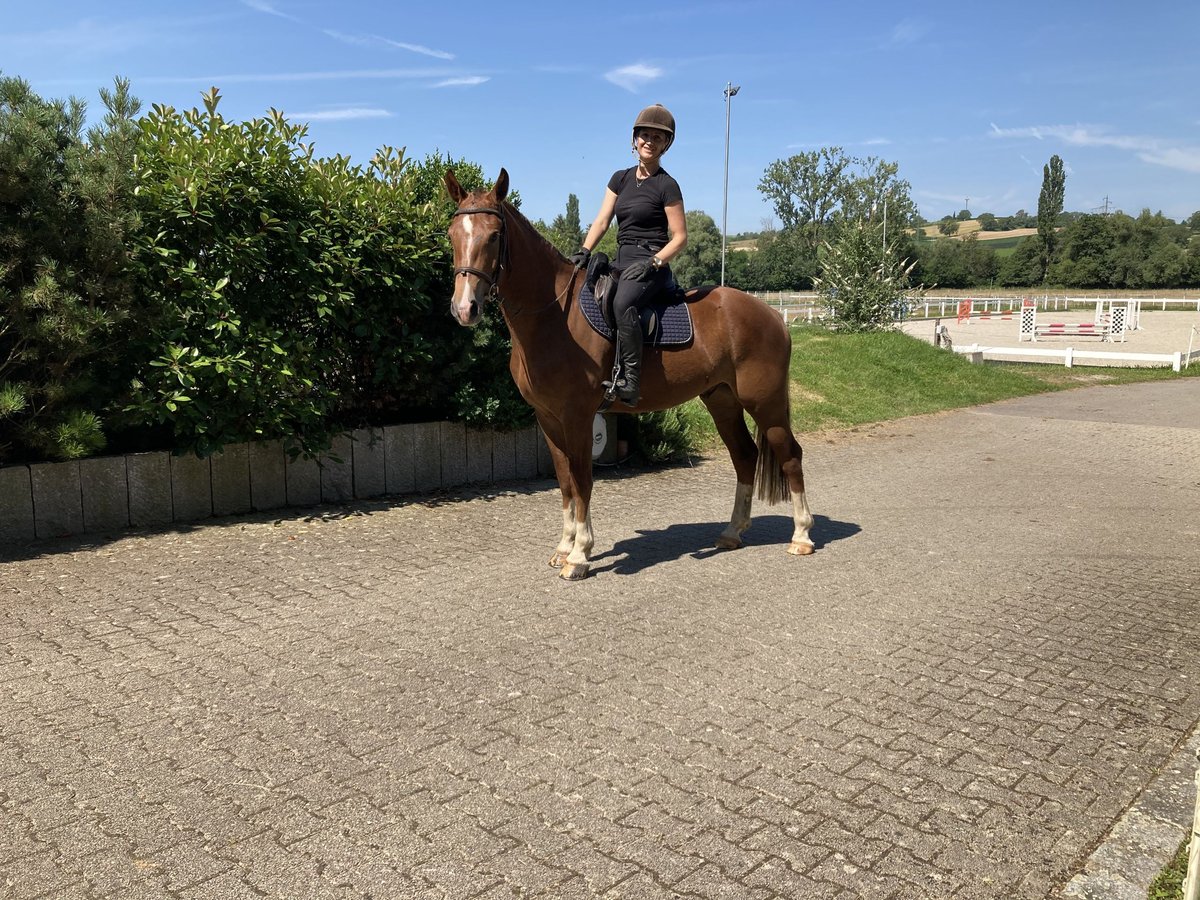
[549, 552, 568, 568]
[787, 541, 815, 556]
[560, 563, 590, 581]
[714, 535, 743, 551]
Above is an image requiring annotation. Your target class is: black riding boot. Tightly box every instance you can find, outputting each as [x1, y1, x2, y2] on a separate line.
[615, 307, 643, 404]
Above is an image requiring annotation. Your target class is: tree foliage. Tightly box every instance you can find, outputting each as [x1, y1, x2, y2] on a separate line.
[755, 148, 917, 292]
[1037, 154, 1066, 281]
[0, 75, 140, 464]
[759, 147, 916, 259]
[670, 210, 723, 287]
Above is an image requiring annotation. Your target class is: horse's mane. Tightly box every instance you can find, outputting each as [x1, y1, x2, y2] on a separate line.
[500, 200, 571, 265]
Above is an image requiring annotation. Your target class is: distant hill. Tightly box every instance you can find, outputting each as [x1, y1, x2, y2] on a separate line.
[921, 221, 1038, 241]
[727, 223, 1038, 252]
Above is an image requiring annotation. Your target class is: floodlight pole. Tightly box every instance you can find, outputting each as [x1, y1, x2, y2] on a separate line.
[721, 82, 740, 286]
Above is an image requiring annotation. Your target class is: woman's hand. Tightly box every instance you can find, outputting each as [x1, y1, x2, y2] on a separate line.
[620, 260, 653, 282]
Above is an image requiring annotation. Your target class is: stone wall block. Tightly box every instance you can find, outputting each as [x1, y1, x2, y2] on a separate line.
[440, 422, 467, 488]
[492, 430, 517, 482]
[127, 453, 172, 527]
[285, 453, 321, 507]
[171, 454, 212, 522]
[514, 427, 539, 479]
[320, 434, 354, 503]
[383, 425, 416, 495]
[0, 467, 35, 542]
[249, 441, 286, 511]
[211, 444, 252, 516]
[352, 429, 386, 499]
[466, 429, 493, 484]
[79, 457, 129, 533]
[411, 423, 441, 491]
[31, 462, 83, 538]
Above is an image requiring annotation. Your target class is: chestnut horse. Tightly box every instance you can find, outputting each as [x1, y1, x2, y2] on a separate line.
[445, 168, 813, 579]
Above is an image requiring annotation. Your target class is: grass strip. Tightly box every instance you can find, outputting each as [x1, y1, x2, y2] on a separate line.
[682, 326, 1199, 449]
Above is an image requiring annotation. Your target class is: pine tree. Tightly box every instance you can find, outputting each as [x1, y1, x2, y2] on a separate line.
[0, 76, 140, 463]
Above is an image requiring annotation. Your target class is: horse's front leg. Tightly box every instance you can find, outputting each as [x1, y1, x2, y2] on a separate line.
[540, 414, 596, 580]
[542, 435, 576, 569]
[560, 424, 596, 581]
[550, 497, 576, 568]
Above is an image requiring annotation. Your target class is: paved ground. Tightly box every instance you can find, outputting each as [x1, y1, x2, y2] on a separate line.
[2, 380, 1199, 899]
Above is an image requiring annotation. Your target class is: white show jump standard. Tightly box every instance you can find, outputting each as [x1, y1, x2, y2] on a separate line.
[1019, 303, 1128, 344]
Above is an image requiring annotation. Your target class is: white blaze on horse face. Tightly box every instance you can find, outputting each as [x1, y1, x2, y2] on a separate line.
[451, 215, 480, 321]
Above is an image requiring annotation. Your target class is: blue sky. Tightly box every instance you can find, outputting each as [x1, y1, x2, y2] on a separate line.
[5, 1, 1198, 233]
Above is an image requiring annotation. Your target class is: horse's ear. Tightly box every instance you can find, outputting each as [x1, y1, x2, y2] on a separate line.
[444, 168, 467, 204]
[493, 168, 509, 203]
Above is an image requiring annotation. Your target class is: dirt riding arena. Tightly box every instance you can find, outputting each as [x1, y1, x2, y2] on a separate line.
[900, 306, 1200, 368]
[2, 381, 1200, 899]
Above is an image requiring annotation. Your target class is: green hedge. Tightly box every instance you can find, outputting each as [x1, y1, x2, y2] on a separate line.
[0, 78, 530, 465]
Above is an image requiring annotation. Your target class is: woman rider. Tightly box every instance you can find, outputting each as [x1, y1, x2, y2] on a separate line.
[570, 104, 688, 405]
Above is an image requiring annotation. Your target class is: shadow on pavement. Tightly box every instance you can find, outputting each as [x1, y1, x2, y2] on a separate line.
[589, 514, 861, 576]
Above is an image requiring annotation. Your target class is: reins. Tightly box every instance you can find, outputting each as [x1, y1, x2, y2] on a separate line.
[452, 203, 579, 318]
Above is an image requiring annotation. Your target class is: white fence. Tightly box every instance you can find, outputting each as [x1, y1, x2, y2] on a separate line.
[953, 342, 1199, 372]
[752, 293, 1200, 324]
[906, 296, 1200, 320]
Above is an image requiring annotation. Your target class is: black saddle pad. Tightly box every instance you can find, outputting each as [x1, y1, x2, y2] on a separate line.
[579, 281, 694, 346]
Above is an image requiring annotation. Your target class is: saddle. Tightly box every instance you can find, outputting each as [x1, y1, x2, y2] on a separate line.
[580, 252, 694, 347]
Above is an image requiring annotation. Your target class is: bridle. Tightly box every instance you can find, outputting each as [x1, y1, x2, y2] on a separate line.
[450, 201, 578, 317]
[451, 205, 508, 302]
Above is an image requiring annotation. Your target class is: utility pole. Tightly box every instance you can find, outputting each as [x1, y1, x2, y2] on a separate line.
[721, 82, 740, 287]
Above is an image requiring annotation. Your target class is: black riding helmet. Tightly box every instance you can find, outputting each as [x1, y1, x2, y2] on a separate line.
[632, 104, 675, 152]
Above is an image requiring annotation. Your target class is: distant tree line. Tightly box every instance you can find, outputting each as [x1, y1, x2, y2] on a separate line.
[536, 148, 1200, 293]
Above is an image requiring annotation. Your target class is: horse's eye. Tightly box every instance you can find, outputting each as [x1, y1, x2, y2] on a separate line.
[488, 233, 499, 243]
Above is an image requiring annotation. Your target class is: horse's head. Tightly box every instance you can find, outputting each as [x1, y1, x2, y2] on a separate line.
[444, 167, 509, 326]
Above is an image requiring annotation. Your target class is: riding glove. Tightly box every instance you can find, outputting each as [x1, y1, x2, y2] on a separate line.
[620, 260, 653, 282]
[569, 248, 590, 269]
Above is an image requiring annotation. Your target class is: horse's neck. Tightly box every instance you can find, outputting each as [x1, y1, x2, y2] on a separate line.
[498, 207, 578, 338]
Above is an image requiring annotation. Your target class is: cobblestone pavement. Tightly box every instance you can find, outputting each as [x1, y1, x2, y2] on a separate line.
[2, 380, 1199, 900]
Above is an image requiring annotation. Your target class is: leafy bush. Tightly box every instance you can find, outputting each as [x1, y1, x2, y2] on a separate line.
[816, 220, 921, 332]
[124, 89, 464, 457]
[632, 404, 707, 463]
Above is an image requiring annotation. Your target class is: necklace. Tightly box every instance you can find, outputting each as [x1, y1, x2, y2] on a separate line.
[635, 165, 651, 186]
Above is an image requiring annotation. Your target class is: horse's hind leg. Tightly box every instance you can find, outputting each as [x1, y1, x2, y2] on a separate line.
[760, 424, 815, 555]
[701, 386, 759, 551]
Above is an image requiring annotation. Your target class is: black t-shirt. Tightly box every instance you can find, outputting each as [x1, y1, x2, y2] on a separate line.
[607, 166, 683, 252]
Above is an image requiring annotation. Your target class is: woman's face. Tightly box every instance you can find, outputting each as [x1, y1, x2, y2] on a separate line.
[634, 128, 670, 162]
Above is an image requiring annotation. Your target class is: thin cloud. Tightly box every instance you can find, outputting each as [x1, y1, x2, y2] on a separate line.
[382, 39, 454, 61]
[889, 19, 930, 46]
[990, 122, 1200, 174]
[323, 29, 454, 60]
[861, 138, 892, 147]
[139, 68, 454, 85]
[287, 106, 392, 121]
[431, 76, 489, 88]
[241, 0, 302, 23]
[605, 63, 663, 93]
[1, 18, 169, 55]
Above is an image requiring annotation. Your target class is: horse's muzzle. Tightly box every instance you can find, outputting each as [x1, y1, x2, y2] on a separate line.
[450, 297, 481, 326]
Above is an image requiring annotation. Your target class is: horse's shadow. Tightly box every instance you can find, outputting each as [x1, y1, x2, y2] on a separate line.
[589, 514, 860, 576]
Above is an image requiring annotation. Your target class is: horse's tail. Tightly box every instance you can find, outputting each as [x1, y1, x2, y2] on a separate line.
[754, 418, 791, 506]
